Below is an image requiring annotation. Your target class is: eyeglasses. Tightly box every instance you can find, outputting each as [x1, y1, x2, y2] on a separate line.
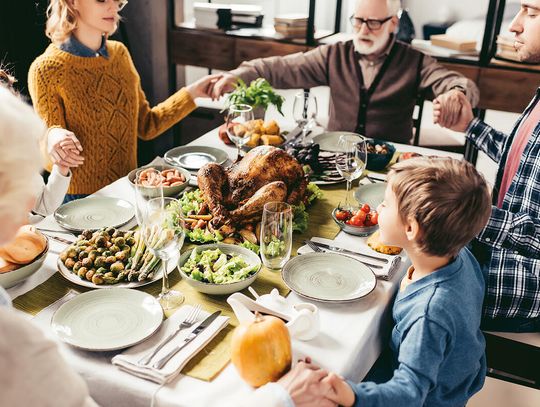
[349, 15, 393, 30]
[96, 0, 129, 11]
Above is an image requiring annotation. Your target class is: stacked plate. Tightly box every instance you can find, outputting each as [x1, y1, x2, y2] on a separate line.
[164, 146, 228, 172]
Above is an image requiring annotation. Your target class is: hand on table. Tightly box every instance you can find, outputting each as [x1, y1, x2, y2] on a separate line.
[46, 128, 84, 174]
[186, 74, 224, 99]
[278, 358, 337, 407]
[433, 89, 474, 132]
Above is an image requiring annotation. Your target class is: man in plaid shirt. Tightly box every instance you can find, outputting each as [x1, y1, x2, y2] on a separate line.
[434, 0, 540, 332]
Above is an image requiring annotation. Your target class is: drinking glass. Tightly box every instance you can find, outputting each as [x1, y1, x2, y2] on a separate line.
[335, 134, 367, 210]
[292, 91, 318, 144]
[260, 202, 293, 271]
[140, 197, 185, 311]
[134, 168, 163, 225]
[226, 104, 254, 161]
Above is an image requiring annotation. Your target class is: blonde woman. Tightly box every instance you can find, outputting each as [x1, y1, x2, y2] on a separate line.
[0, 70, 73, 217]
[29, 0, 220, 199]
[0, 84, 98, 407]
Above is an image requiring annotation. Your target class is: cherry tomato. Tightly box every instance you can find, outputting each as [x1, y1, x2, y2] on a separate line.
[353, 210, 367, 223]
[370, 212, 379, 225]
[360, 203, 371, 213]
[349, 216, 365, 227]
[335, 210, 351, 221]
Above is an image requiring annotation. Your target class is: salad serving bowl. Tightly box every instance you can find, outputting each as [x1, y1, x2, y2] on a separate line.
[178, 243, 261, 295]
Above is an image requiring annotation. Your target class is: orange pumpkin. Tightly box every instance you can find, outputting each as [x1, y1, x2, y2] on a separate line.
[231, 312, 292, 387]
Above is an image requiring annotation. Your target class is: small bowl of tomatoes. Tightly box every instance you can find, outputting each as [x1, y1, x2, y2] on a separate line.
[332, 204, 379, 237]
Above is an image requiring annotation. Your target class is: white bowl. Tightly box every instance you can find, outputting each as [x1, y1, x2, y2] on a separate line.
[127, 164, 191, 198]
[0, 238, 49, 288]
[178, 243, 261, 295]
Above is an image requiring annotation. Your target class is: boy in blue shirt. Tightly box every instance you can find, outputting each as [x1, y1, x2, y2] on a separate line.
[325, 157, 492, 407]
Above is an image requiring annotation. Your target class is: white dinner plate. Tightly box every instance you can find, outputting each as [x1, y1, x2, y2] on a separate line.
[51, 288, 163, 351]
[54, 197, 135, 232]
[354, 182, 387, 208]
[282, 253, 376, 303]
[164, 146, 229, 170]
[57, 251, 180, 289]
[312, 132, 362, 152]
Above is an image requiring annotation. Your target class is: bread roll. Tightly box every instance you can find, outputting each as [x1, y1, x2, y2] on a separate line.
[262, 120, 280, 135]
[261, 134, 284, 146]
[0, 225, 47, 264]
[0, 256, 17, 273]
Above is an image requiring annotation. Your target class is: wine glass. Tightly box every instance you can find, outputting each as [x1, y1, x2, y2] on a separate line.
[292, 91, 318, 144]
[141, 197, 185, 311]
[134, 168, 163, 225]
[226, 104, 254, 161]
[260, 202, 293, 271]
[335, 134, 367, 210]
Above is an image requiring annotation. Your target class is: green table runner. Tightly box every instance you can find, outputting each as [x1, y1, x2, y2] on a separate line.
[13, 184, 349, 381]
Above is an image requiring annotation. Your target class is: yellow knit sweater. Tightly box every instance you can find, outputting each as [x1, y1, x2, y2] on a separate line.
[28, 40, 196, 194]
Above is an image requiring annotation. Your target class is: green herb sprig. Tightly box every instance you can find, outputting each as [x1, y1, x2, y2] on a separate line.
[226, 78, 285, 115]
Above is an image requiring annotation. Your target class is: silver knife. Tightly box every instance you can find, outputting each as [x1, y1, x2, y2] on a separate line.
[309, 241, 389, 263]
[152, 310, 221, 369]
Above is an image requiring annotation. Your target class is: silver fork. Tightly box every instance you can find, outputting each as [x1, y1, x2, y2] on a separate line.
[304, 240, 384, 270]
[138, 304, 202, 365]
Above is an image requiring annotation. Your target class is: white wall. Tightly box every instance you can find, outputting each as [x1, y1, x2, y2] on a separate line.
[403, 0, 522, 39]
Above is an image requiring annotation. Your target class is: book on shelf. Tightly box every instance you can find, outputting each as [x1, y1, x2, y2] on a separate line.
[193, 2, 263, 29]
[274, 13, 308, 23]
[430, 34, 477, 52]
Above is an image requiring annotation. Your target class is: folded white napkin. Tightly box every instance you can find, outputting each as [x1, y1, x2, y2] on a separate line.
[112, 305, 229, 384]
[297, 237, 403, 280]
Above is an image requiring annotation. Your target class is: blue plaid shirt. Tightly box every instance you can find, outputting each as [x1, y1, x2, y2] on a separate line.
[466, 88, 540, 320]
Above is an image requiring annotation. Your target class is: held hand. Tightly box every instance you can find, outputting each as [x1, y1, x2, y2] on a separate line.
[47, 128, 85, 168]
[278, 359, 337, 407]
[433, 90, 474, 132]
[185, 74, 223, 99]
[210, 73, 238, 101]
[323, 373, 356, 407]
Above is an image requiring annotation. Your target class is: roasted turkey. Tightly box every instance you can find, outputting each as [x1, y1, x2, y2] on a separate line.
[197, 145, 308, 226]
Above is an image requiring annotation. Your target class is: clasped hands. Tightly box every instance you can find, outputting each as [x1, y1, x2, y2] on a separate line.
[47, 128, 84, 176]
[433, 88, 474, 132]
[278, 357, 355, 407]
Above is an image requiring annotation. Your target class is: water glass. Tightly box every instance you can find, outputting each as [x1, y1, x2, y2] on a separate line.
[226, 104, 254, 161]
[260, 202, 293, 271]
[292, 91, 318, 144]
[335, 134, 367, 210]
[141, 197, 185, 311]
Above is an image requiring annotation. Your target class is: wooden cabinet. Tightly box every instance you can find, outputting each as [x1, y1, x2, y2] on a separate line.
[441, 61, 540, 113]
[234, 38, 307, 64]
[168, 25, 309, 71]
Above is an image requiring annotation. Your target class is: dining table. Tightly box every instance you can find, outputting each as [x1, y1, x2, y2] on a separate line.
[7, 126, 462, 407]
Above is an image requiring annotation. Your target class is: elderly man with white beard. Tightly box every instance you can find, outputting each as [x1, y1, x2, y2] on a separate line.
[210, 0, 479, 144]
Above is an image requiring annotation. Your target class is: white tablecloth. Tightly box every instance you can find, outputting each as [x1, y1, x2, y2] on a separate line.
[8, 128, 461, 407]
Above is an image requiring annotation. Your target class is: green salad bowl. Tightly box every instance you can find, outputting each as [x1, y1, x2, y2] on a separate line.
[178, 243, 261, 295]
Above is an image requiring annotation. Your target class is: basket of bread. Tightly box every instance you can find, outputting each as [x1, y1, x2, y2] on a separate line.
[0, 225, 48, 288]
[219, 119, 286, 150]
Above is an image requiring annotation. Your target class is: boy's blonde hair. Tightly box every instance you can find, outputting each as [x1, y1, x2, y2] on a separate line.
[46, 0, 78, 44]
[388, 158, 492, 258]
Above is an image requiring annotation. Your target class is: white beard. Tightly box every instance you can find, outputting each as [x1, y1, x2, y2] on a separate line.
[353, 32, 391, 55]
